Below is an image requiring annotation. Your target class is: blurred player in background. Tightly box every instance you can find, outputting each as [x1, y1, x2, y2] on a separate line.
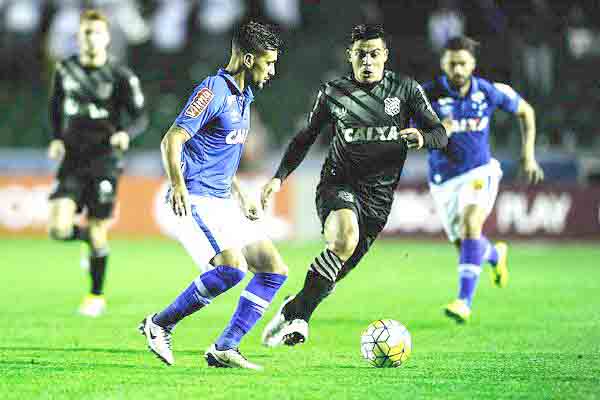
[139, 21, 287, 370]
[261, 24, 447, 347]
[421, 36, 544, 323]
[47, 10, 147, 317]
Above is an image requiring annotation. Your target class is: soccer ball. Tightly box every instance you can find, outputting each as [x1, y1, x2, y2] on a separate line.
[360, 319, 412, 368]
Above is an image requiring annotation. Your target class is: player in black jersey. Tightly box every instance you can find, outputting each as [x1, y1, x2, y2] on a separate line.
[47, 10, 147, 317]
[261, 24, 447, 346]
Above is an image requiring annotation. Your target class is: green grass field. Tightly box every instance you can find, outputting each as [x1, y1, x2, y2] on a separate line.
[1, 238, 599, 399]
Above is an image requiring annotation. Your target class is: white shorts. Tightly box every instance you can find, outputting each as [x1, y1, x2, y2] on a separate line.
[429, 159, 503, 242]
[169, 195, 268, 272]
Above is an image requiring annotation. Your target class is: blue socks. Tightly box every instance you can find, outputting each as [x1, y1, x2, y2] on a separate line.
[481, 236, 499, 266]
[153, 265, 245, 329]
[457, 239, 485, 308]
[215, 272, 287, 350]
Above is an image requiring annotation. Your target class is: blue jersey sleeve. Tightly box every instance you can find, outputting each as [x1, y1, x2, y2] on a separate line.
[489, 82, 521, 114]
[174, 77, 226, 136]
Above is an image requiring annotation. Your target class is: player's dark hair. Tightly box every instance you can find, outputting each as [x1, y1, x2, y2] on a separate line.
[350, 24, 387, 46]
[443, 36, 479, 56]
[81, 9, 109, 26]
[232, 21, 282, 54]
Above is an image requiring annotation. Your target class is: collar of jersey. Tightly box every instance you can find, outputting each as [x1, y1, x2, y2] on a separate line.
[439, 75, 479, 99]
[217, 68, 254, 100]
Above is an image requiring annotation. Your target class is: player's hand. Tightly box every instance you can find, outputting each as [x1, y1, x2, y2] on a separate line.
[261, 178, 281, 210]
[520, 157, 544, 184]
[110, 131, 130, 151]
[441, 117, 454, 137]
[239, 196, 262, 221]
[48, 139, 65, 161]
[169, 184, 190, 217]
[399, 128, 424, 149]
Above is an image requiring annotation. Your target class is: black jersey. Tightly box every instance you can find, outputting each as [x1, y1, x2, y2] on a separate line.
[49, 56, 146, 161]
[275, 70, 447, 218]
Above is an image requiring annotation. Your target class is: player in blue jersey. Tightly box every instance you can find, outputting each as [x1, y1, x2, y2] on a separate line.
[421, 36, 544, 323]
[138, 21, 287, 370]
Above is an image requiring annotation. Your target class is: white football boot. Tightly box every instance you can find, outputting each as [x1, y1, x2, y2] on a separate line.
[78, 294, 106, 317]
[139, 314, 174, 365]
[261, 295, 295, 347]
[280, 319, 309, 346]
[204, 344, 263, 371]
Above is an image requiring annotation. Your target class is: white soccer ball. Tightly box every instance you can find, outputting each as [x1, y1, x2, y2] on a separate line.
[360, 319, 412, 368]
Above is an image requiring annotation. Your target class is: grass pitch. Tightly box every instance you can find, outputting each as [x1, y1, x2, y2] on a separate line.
[1, 238, 599, 399]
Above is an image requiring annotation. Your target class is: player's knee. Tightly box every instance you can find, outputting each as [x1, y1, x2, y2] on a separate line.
[271, 261, 288, 276]
[48, 225, 73, 241]
[89, 223, 109, 250]
[330, 228, 359, 260]
[461, 220, 482, 239]
[228, 261, 249, 274]
[214, 251, 249, 273]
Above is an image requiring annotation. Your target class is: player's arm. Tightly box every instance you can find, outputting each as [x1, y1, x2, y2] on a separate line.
[403, 80, 447, 150]
[48, 65, 65, 160]
[261, 87, 330, 209]
[166, 81, 223, 216]
[515, 99, 544, 183]
[111, 69, 149, 151]
[161, 125, 191, 216]
[493, 82, 544, 184]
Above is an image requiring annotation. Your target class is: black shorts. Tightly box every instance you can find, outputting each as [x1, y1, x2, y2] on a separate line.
[49, 166, 120, 220]
[315, 183, 386, 281]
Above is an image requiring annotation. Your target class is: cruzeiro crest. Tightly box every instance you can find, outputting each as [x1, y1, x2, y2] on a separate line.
[384, 97, 401, 116]
[333, 104, 347, 120]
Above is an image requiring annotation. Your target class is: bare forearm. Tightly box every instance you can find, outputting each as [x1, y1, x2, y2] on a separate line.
[160, 126, 189, 187]
[518, 103, 536, 160]
[231, 176, 248, 202]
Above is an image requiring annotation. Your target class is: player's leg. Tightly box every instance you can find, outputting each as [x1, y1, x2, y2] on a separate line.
[447, 169, 504, 322]
[142, 248, 248, 366]
[335, 230, 377, 282]
[142, 198, 253, 365]
[264, 229, 375, 346]
[48, 197, 78, 241]
[77, 217, 110, 317]
[455, 204, 487, 307]
[478, 172, 508, 288]
[205, 240, 288, 369]
[77, 176, 118, 317]
[263, 195, 359, 347]
[152, 248, 248, 331]
[284, 208, 358, 321]
[431, 179, 476, 322]
[48, 175, 89, 244]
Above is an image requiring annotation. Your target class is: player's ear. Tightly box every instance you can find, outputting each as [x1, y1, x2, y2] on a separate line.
[383, 47, 389, 63]
[439, 52, 447, 73]
[346, 47, 352, 63]
[243, 53, 255, 69]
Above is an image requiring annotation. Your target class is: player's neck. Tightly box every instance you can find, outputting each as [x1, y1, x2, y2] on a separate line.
[79, 52, 108, 68]
[224, 59, 247, 91]
[449, 79, 471, 97]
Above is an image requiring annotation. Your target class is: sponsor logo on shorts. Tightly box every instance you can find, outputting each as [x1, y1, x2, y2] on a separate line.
[98, 180, 114, 203]
[338, 191, 354, 203]
[384, 97, 400, 116]
[471, 179, 484, 190]
[184, 88, 214, 118]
